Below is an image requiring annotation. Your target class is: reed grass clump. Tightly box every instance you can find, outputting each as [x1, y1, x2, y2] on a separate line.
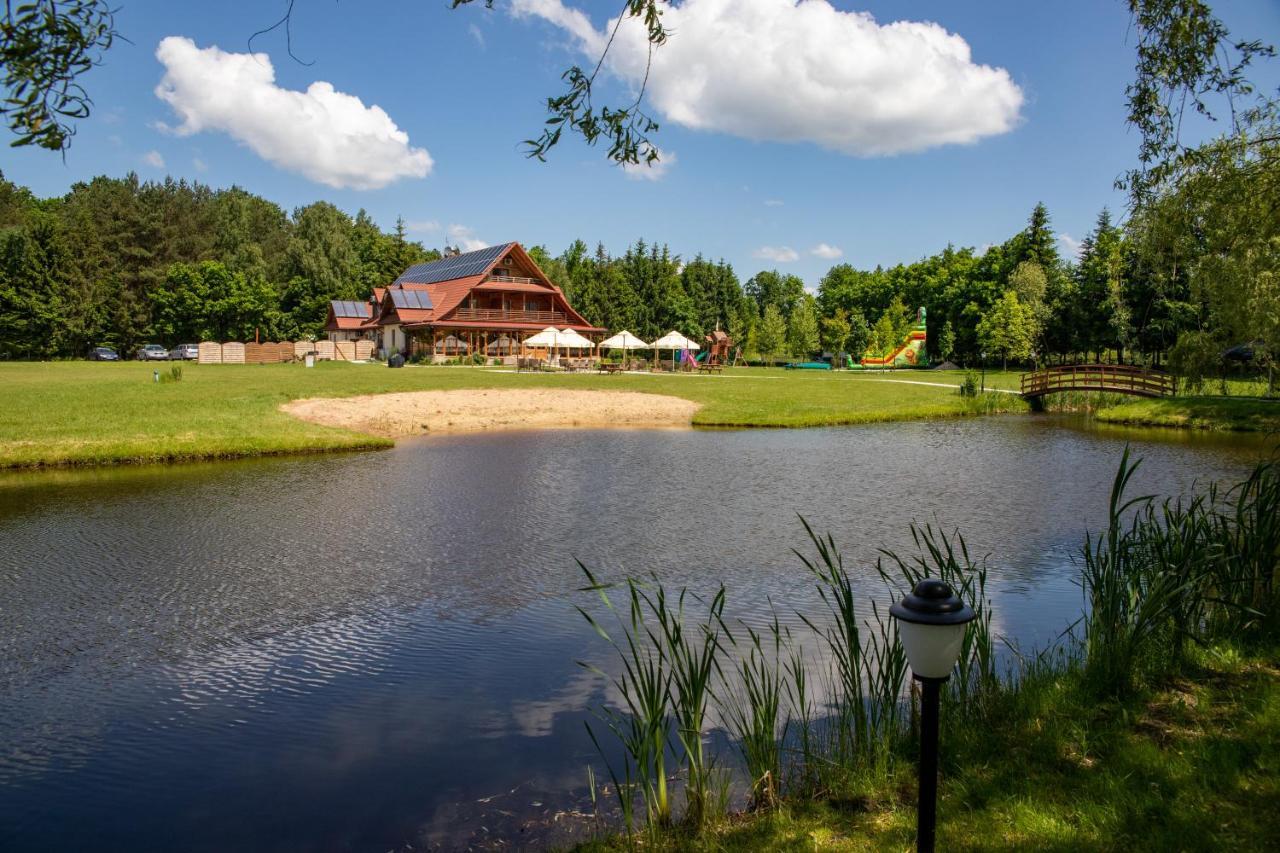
[574, 451, 1277, 844]
[1081, 449, 1280, 695]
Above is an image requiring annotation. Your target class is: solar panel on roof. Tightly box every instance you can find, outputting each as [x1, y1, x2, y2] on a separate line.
[389, 289, 433, 310]
[331, 300, 369, 318]
[392, 243, 512, 287]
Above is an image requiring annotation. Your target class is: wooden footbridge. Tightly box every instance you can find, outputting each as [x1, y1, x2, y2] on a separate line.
[1020, 364, 1176, 399]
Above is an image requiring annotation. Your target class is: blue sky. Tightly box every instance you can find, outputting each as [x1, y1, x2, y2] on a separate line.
[2, 0, 1277, 287]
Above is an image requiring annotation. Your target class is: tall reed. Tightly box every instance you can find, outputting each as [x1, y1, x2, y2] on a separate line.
[877, 524, 997, 716]
[722, 611, 787, 810]
[1080, 448, 1279, 694]
[575, 565, 674, 832]
[794, 519, 908, 773]
[649, 583, 728, 829]
[1208, 460, 1280, 638]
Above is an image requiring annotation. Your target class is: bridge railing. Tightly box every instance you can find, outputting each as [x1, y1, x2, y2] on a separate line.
[1020, 364, 1175, 398]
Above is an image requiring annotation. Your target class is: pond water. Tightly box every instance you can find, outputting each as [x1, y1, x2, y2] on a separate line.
[0, 416, 1270, 851]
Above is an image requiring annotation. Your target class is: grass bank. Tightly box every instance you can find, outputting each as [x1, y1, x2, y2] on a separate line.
[0, 362, 1025, 469]
[907, 367, 1280, 432]
[1094, 395, 1280, 432]
[578, 647, 1280, 851]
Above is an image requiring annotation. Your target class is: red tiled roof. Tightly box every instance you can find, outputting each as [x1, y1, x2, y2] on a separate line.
[371, 243, 598, 331]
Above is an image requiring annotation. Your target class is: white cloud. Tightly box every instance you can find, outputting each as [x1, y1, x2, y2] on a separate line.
[153, 36, 432, 190]
[621, 148, 677, 180]
[753, 245, 799, 263]
[405, 219, 440, 234]
[512, 0, 1023, 156]
[143, 150, 165, 169]
[1058, 232, 1083, 260]
[811, 243, 843, 259]
[192, 156, 208, 172]
[469, 23, 486, 48]
[764, 199, 784, 207]
[447, 224, 488, 252]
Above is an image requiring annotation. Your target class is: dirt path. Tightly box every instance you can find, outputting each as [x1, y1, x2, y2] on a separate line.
[282, 388, 702, 438]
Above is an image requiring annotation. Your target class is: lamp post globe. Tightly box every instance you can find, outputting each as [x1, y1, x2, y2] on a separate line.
[890, 579, 976, 853]
[890, 579, 976, 679]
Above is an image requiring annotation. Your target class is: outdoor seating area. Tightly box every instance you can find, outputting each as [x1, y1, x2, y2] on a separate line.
[515, 356, 598, 372]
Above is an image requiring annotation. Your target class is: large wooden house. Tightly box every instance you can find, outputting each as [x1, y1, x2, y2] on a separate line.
[368, 242, 604, 359]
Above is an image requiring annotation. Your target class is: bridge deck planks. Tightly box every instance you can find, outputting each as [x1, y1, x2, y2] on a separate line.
[1020, 364, 1175, 399]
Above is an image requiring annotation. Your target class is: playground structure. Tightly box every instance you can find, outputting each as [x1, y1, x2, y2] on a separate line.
[861, 307, 928, 368]
[701, 330, 733, 366]
[1020, 364, 1176, 399]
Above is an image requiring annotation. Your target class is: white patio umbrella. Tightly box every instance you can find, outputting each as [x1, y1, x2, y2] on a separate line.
[523, 327, 563, 361]
[600, 330, 652, 369]
[559, 329, 596, 353]
[652, 330, 700, 370]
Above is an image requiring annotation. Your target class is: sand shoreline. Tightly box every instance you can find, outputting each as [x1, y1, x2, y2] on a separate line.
[281, 388, 702, 438]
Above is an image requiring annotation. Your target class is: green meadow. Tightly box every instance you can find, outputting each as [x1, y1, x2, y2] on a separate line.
[1, 361, 1274, 469]
[0, 361, 1025, 469]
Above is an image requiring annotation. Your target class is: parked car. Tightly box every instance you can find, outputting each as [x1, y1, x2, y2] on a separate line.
[169, 343, 199, 361]
[135, 344, 169, 361]
[88, 346, 120, 361]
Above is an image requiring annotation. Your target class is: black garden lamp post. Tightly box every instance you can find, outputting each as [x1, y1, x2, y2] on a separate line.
[979, 351, 986, 393]
[890, 579, 976, 853]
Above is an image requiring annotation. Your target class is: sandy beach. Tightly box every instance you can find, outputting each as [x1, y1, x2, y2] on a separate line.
[281, 388, 702, 438]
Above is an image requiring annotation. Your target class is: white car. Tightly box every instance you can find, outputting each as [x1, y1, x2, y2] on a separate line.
[135, 344, 169, 361]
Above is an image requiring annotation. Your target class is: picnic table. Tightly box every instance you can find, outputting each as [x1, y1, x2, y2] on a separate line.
[599, 363, 625, 374]
[697, 363, 724, 374]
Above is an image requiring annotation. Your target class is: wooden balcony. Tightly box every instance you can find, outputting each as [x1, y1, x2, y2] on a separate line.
[486, 275, 540, 285]
[449, 308, 567, 324]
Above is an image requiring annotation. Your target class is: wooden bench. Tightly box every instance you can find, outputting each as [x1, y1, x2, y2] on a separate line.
[697, 363, 724, 374]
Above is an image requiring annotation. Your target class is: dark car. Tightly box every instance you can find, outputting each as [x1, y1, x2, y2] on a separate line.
[88, 346, 120, 361]
[135, 344, 169, 361]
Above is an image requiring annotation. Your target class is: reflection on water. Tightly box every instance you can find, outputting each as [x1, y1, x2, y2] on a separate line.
[0, 417, 1269, 851]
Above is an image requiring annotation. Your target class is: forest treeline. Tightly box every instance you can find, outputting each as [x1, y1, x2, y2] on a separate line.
[1, 138, 1276, 378]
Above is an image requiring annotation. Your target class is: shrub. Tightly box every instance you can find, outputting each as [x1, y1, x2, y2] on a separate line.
[959, 370, 980, 397]
[1168, 330, 1221, 394]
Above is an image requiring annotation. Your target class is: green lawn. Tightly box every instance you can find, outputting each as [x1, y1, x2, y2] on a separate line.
[4, 362, 1272, 469]
[896, 367, 1280, 432]
[578, 647, 1280, 851]
[0, 361, 1025, 469]
[1095, 395, 1280, 432]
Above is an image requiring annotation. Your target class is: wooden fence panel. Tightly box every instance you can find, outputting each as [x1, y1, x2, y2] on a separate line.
[355, 340, 374, 361]
[221, 342, 245, 364]
[197, 341, 222, 364]
[313, 340, 335, 360]
[334, 341, 355, 361]
[244, 342, 266, 364]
